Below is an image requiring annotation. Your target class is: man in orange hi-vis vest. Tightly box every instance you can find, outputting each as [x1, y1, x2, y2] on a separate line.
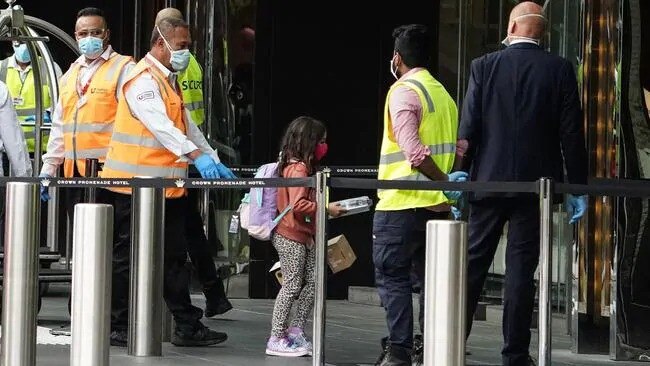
[38, 7, 135, 338]
[100, 17, 228, 347]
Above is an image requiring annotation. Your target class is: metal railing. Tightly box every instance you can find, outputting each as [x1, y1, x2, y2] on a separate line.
[1, 174, 649, 366]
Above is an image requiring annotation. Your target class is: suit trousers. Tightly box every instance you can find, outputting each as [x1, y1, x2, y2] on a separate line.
[465, 197, 540, 366]
[110, 191, 202, 333]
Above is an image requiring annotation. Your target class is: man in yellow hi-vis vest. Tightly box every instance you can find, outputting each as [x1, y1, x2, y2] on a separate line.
[0, 41, 63, 154]
[373, 25, 467, 366]
[155, 7, 235, 318]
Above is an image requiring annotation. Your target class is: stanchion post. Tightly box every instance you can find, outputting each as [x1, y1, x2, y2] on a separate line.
[46, 183, 60, 253]
[538, 178, 554, 366]
[128, 184, 165, 356]
[312, 170, 328, 366]
[84, 158, 100, 203]
[423, 220, 467, 366]
[70, 204, 113, 366]
[1, 182, 40, 366]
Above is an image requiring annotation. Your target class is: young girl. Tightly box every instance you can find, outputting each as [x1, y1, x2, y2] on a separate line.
[265, 116, 346, 357]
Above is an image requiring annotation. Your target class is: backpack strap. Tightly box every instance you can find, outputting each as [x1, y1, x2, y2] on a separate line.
[272, 205, 292, 225]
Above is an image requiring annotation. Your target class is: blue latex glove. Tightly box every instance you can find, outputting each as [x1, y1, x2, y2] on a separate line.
[566, 194, 588, 224]
[215, 162, 237, 179]
[39, 173, 52, 201]
[451, 206, 462, 220]
[451, 194, 465, 220]
[444, 171, 468, 201]
[25, 112, 51, 124]
[194, 154, 219, 179]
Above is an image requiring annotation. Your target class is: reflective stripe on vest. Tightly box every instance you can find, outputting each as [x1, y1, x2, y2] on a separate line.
[178, 54, 204, 125]
[375, 69, 459, 211]
[110, 131, 165, 149]
[379, 143, 456, 165]
[103, 159, 186, 178]
[59, 53, 133, 178]
[101, 57, 188, 198]
[1, 57, 53, 152]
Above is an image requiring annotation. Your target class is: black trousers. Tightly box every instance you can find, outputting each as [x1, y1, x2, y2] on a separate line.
[110, 191, 202, 333]
[372, 208, 448, 349]
[465, 197, 540, 366]
[185, 189, 226, 301]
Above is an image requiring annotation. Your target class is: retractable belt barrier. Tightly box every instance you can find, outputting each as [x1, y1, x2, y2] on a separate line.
[2, 166, 650, 366]
[1, 175, 649, 197]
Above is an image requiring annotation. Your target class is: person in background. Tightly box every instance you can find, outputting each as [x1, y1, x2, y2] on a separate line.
[0, 80, 34, 248]
[266, 116, 347, 357]
[0, 41, 62, 155]
[458, 3, 588, 365]
[100, 17, 227, 347]
[373, 24, 466, 366]
[155, 6, 235, 318]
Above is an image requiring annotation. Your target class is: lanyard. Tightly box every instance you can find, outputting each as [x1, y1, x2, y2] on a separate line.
[77, 70, 95, 97]
[16, 67, 32, 96]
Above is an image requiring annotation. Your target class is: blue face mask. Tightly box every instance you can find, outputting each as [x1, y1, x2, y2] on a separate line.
[77, 36, 104, 60]
[13, 44, 30, 63]
[157, 26, 191, 72]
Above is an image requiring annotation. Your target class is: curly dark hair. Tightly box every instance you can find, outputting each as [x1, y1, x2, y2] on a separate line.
[277, 116, 327, 176]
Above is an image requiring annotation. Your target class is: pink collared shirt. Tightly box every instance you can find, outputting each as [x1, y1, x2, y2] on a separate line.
[388, 68, 428, 167]
[389, 68, 466, 167]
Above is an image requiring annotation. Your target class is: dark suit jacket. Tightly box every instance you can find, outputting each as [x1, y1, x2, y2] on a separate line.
[458, 42, 588, 200]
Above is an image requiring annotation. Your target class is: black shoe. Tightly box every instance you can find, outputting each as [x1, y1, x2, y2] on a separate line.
[110, 330, 127, 347]
[375, 336, 389, 365]
[171, 325, 228, 347]
[204, 298, 233, 318]
[376, 341, 411, 366]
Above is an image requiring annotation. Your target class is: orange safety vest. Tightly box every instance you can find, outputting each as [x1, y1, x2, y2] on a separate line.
[58, 52, 133, 178]
[101, 58, 188, 198]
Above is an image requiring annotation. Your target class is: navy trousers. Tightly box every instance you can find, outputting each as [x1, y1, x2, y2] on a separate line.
[465, 197, 540, 366]
[373, 208, 448, 349]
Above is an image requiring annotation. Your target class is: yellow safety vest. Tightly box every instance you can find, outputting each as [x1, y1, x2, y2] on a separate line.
[177, 54, 204, 125]
[0, 57, 52, 153]
[375, 69, 458, 211]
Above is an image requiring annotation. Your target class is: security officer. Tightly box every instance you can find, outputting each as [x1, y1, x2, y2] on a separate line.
[100, 17, 228, 347]
[0, 42, 62, 154]
[154, 8, 204, 126]
[155, 7, 235, 317]
[39, 7, 133, 192]
[458, 3, 588, 365]
[373, 24, 467, 366]
[38, 6, 134, 333]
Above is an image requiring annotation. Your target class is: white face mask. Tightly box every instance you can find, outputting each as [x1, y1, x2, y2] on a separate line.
[389, 54, 399, 80]
[501, 13, 546, 46]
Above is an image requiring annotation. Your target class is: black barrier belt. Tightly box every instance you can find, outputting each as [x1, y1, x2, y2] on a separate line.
[327, 166, 378, 176]
[556, 178, 650, 197]
[329, 177, 539, 193]
[1, 174, 649, 196]
[0, 177, 316, 189]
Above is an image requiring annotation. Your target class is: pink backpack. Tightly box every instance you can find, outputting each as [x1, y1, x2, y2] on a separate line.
[239, 162, 292, 241]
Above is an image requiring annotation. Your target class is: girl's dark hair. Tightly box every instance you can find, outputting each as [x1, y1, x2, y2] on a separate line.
[278, 116, 327, 176]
